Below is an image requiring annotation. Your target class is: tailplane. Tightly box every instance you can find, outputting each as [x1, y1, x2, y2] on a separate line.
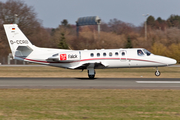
[3, 24, 35, 58]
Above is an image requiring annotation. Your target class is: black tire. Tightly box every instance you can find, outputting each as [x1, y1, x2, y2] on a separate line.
[155, 71, 161, 76]
[88, 75, 95, 79]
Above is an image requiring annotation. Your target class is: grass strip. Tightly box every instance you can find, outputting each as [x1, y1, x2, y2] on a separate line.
[0, 66, 179, 78]
[0, 89, 180, 119]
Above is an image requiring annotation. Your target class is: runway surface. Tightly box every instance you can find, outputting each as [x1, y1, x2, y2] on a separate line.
[0, 77, 180, 89]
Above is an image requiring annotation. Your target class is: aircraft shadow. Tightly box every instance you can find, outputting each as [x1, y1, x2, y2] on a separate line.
[75, 78, 97, 80]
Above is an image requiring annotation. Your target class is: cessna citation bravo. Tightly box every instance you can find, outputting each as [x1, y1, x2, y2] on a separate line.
[4, 24, 177, 78]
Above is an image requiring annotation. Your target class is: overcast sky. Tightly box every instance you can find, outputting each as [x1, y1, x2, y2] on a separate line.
[1, 0, 180, 28]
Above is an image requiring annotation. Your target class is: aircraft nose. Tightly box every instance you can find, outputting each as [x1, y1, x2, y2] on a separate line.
[155, 55, 177, 66]
[167, 58, 177, 66]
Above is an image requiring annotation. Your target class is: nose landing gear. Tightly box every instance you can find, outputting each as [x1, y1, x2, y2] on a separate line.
[155, 67, 161, 76]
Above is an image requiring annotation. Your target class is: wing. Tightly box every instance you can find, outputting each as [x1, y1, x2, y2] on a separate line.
[69, 61, 109, 69]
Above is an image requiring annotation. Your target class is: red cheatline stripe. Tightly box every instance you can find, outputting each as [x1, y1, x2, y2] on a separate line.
[25, 58, 48, 63]
[16, 56, 48, 63]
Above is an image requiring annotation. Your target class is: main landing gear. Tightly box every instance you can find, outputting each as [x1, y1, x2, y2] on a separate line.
[155, 67, 161, 76]
[87, 68, 95, 79]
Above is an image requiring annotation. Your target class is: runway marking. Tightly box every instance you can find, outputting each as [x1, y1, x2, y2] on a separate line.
[136, 81, 180, 84]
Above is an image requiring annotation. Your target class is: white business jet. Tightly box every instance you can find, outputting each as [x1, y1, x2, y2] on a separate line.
[4, 24, 177, 78]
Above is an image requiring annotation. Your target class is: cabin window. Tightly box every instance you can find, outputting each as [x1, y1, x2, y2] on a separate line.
[90, 53, 94, 57]
[109, 52, 112, 56]
[115, 52, 118, 56]
[97, 53, 100, 57]
[137, 50, 144, 56]
[122, 52, 125, 56]
[103, 53, 106, 56]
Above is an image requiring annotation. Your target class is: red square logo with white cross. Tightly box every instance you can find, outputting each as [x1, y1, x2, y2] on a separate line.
[60, 54, 67, 60]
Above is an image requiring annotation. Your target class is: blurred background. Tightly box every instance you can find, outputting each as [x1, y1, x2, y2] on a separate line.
[0, 0, 180, 64]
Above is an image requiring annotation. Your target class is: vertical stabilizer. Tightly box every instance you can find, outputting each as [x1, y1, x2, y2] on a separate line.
[3, 24, 34, 58]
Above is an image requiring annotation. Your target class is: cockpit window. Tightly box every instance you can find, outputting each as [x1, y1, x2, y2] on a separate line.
[143, 49, 151, 56]
[137, 50, 144, 56]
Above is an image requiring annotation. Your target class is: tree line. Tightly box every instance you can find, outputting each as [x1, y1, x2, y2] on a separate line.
[0, 0, 179, 63]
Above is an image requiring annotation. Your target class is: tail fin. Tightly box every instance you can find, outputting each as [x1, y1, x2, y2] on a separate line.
[3, 24, 34, 59]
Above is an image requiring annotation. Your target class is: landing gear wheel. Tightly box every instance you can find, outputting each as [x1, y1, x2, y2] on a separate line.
[155, 70, 161, 76]
[88, 75, 95, 79]
[87, 67, 95, 79]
